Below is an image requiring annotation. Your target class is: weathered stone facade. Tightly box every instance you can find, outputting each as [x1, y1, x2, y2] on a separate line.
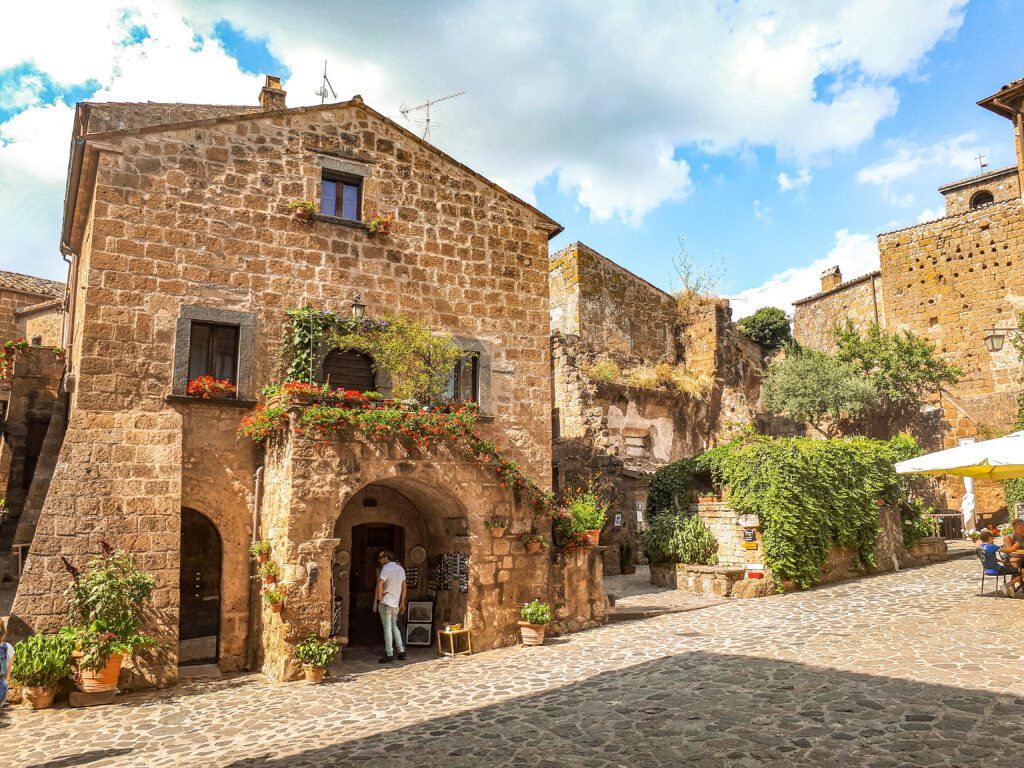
[792, 268, 884, 352]
[939, 165, 1020, 216]
[9, 79, 612, 687]
[0, 271, 65, 344]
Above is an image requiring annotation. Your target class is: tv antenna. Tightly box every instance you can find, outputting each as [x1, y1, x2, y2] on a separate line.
[399, 91, 464, 141]
[975, 153, 988, 171]
[315, 61, 337, 105]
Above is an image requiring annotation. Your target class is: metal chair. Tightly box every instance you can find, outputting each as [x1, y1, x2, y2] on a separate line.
[976, 546, 1019, 597]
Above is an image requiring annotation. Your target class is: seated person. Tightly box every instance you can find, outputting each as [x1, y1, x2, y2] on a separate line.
[1000, 519, 1024, 577]
[978, 528, 1022, 597]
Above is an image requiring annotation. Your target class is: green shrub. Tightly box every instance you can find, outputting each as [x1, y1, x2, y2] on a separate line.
[642, 513, 718, 565]
[737, 307, 792, 349]
[585, 359, 621, 383]
[647, 458, 696, 516]
[520, 599, 552, 625]
[902, 498, 938, 548]
[294, 636, 339, 668]
[564, 482, 609, 530]
[11, 633, 74, 688]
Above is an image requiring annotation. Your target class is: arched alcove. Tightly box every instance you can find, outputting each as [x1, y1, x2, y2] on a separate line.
[179, 507, 223, 666]
[970, 190, 994, 209]
[320, 348, 375, 391]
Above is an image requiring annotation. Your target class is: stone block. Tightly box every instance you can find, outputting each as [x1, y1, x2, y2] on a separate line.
[69, 690, 117, 707]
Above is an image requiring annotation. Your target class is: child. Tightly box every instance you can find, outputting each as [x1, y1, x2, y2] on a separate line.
[0, 618, 13, 706]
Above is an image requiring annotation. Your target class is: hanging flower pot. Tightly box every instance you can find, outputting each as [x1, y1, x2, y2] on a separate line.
[485, 518, 510, 538]
[526, 541, 541, 554]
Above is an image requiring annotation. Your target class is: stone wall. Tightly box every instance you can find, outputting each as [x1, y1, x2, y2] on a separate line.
[0, 289, 56, 345]
[21, 303, 64, 347]
[940, 166, 1020, 216]
[792, 272, 884, 352]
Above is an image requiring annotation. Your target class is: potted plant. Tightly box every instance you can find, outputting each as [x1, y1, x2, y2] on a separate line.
[186, 375, 237, 399]
[258, 560, 281, 585]
[521, 532, 548, 554]
[11, 633, 75, 709]
[249, 540, 272, 564]
[619, 540, 636, 575]
[61, 544, 157, 694]
[288, 199, 316, 221]
[262, 585, 286, 614]
[564, 482, 609, 547]
[294, 635, 339, 684]
[517, 599, 552, 646]
[485, 518, 510, 538]
[367, 212, 394, 235]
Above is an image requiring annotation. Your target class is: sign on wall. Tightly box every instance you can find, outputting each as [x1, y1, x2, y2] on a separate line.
[613, 513, 622, 528]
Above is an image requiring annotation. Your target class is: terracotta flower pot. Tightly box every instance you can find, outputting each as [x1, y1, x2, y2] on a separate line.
[303, 664, 326, 685]
[294, 208, 312, 221]
[24, 685, 57, 709]
[75, 652, 123, 693]
[621, 565, 637, 575]
[489, 527, 506, 538]
[585, 529, 601, 547]
[526, 541, 541, 554]
[257, 552, 269, 564]
[262, 575, 277, 585]
[270, 602, 283, 614]
[518, 621, 547, 646]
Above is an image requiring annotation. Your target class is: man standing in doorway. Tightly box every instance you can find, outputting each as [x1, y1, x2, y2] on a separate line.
[376, 550, 407, 663]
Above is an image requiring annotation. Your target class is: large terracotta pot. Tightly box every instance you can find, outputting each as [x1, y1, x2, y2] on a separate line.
[303, 664, 326, 685]
[585, 529, 601, 547]
[24, 685, 57, 709]
[75, 652, 123, 693]
[518, 621, 547, 646]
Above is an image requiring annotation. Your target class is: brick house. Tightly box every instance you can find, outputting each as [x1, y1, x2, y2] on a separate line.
[9, 76, 608, 687]
[792, 75, 1024, 515]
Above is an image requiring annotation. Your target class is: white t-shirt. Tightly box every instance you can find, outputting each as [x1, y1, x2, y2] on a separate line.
[0, 642, 13, 678]
[378, 561, 406, 608]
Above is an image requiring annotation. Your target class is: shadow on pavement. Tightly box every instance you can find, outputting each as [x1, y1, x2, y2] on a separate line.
[26, 749, 134, 768]
[221, 649, 1024, 768]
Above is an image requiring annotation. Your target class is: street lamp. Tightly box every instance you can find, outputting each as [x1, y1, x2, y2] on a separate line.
[350, 293, 366, 320]
[983, 327, 1020, 353]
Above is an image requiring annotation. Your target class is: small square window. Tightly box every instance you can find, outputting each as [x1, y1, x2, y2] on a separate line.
[188, 321, 239, 384]
[321, 172, 362, 220]
[30, 336, 42, 346]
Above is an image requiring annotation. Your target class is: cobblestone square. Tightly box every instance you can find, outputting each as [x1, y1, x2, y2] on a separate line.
[5, 557, 1023, 768]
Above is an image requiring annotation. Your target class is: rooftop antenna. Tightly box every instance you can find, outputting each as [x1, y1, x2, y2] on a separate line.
[399, 91, 465, 142]
[315, 61, 337, 105]
[976, 153, 988, 171]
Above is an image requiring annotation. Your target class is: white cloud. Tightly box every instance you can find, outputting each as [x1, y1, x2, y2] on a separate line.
[727, 229, 880, 319]
[917, 206, 945, 223]
[753, 199, 772, 224]
[777, 168, 812, 192]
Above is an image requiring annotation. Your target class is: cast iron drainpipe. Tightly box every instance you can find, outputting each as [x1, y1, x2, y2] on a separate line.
[58, 137, 87, 376]
[246, 465, 265, 671]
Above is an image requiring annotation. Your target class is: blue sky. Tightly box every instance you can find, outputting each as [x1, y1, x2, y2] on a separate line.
[0, 1, 1020, 316]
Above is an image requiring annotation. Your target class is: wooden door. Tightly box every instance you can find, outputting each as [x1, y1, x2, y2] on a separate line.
[178, 508, 222, 664]
[347, 523, 404, 645]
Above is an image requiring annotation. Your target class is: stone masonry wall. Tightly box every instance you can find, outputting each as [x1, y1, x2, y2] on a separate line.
[22, 306, 64, 347]
[941, 167, 1020, 216]
[0, 288, 56, 345]
[13, 100, 560, 686]
[792, 273, 884, 352]
[878, 198, 1024, 512]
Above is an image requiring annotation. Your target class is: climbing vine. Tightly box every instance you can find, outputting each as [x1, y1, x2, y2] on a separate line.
[1003, 313, 1024, 514]
[717, 434, 922, 589]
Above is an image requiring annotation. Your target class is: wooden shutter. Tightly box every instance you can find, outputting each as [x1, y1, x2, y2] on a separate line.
[321, 349, 376, 392]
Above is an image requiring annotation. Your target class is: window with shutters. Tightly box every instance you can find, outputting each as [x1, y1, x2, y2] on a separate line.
[320, 349, 376, 392]
[188, 322, 239, 383]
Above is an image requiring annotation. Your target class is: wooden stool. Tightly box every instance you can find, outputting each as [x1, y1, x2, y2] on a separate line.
[436, 628, 473, 657]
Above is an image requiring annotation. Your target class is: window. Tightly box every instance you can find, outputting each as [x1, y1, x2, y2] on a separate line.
[30, 336, 42, 346]
[445, 354, 479, 402]
[623, 429, 653, 459]
[320, 172, 362, 220]
[23, 418, 49, 489]
[188, 322, 239, 383]
[320, 349, 375, 391]
[970, 191, 994, 209]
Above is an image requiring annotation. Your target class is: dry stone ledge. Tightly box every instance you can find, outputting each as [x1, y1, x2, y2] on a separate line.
[649, 562, 747, 597]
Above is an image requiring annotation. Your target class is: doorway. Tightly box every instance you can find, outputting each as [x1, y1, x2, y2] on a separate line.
[347, 522, 405, 646]
[178, 508, 222, 665]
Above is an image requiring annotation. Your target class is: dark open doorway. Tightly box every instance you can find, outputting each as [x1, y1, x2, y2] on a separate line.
[179, 508, 222, 666]
[347, 522, 405, 646]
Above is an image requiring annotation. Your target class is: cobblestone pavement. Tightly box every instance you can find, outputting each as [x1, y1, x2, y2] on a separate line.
[605, 565, 726, 618]
[5, 558, 1024, 768]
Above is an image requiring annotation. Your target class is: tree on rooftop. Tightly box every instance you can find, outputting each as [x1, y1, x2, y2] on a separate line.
[737, 307, 792, 349]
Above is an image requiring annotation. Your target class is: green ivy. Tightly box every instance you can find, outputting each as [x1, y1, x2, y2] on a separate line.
[1003, 313, 1024, 514]
[647, 459, 696, 516]
[718, 435, 920, 589]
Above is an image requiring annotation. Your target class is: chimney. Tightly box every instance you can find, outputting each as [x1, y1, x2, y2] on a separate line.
[259, 75, 287, 111]
[820, 265, 842, 293]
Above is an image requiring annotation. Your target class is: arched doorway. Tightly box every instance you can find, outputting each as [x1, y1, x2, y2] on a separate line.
[320, 348, 375, 391]
[179, 508, 222, 666]
[347, 522, 406, 644]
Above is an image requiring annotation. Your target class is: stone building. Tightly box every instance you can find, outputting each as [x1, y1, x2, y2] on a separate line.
[792, 267, 883, 352]
[792, 75, 1024, 514]
[8, 76, 608, 687]
[0, 270, 65, 345]
[549, 243, 765, 572]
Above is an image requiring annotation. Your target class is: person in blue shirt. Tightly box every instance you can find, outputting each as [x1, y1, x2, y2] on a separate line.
[998, 519, 1024, 596]
[978, 530, 1021, 597]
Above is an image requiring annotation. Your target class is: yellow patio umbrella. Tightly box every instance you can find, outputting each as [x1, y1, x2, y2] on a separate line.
[894, 430, 1024, 481]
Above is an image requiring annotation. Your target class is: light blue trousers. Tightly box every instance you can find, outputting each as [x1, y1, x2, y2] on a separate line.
[379, 604, 404, 656]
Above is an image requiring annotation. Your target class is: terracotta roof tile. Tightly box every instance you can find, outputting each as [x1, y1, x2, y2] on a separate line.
[0, 269, 65, 298]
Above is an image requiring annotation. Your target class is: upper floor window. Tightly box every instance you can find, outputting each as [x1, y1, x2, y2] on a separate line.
[970, 190, 994, 209]
[445, 354, 479, 402]
[188, 321, 239, 383]
[320, 348, 376, 392]
[321, 172, 362, 220]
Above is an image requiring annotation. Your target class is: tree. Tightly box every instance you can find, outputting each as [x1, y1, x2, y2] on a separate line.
[737, 307, 792, 349]
[762, 348, 878, 436]
[1004, 313, 1024, 513]
[832, 321, 961, 408]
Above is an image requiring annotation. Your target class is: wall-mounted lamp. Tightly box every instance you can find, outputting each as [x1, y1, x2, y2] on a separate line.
[983, 327, 1020, 353]
[351, 293, 367, 320]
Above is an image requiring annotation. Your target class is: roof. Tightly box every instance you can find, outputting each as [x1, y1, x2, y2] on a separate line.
[80, 102, 262, 135]
[15, 298, 63, 316]
[978, 77, 1024, 120]
[938, 165, 1018, 194]
[64, 97, 562, 243]
[792, 270, 880, 307]
[0, 270, 65, 298]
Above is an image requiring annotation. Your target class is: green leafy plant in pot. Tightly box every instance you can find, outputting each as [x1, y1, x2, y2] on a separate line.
[60, 543, 158, 693]
[249, 540, 271, 564]
[564, 481, 609, 546]
[294, 635, 339, 684]
[517, 599, 552, 646]
[485, 517, 510, 538]
[11, 633, 75, 709]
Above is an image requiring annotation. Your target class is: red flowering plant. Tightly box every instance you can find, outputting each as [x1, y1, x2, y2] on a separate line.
[0, 337, 30, 378]
[187, 375, 237, 399]
[551, 505, 589, 550]
[240, 405, 289, 443]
